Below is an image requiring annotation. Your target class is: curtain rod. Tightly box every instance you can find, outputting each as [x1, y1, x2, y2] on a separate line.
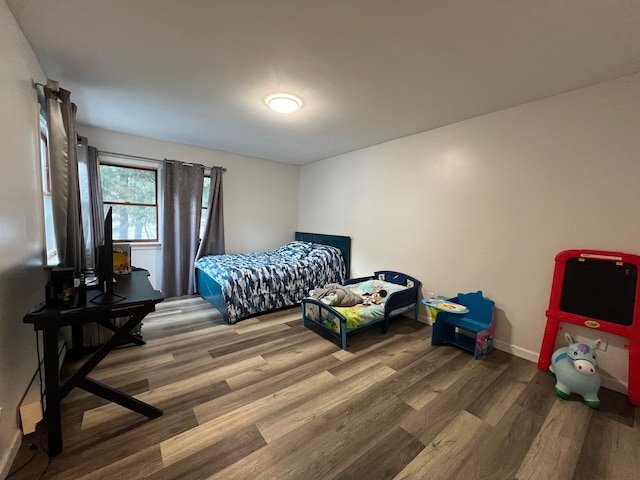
[33, 84, 227, 172]
[33, 80, 60, 92]
[98, 150, 226, 172]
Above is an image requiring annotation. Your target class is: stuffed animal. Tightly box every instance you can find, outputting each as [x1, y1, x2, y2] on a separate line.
[549, 332, 602, 408]
[362, 289, 387, 305]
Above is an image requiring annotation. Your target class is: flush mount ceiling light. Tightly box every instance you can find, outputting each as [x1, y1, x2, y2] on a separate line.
[265, 93, 303, 114]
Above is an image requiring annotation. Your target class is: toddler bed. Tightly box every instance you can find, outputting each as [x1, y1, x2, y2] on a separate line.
[301, 271, 421, 349]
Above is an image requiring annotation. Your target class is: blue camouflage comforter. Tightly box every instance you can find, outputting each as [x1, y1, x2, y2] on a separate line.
[195, 241, 346, 323]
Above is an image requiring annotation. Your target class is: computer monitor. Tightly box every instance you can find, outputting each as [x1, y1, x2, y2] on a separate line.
[91, 207, 124, 304]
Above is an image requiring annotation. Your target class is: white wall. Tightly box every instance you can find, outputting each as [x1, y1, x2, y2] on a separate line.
[78, 126, 300, 290]
[0, 46, 298, 468]
[299, 73, 640, 393]
[2, 7, 637, 474]
[0, 1, 47, 474]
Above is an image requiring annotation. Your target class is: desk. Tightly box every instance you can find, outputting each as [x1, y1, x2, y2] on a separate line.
[422, 298, 469, 315]
[425, 291, 496, 359]
[24, 270, 164, 456]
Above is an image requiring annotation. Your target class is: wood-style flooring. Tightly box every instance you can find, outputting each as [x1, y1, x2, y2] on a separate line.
[8, 295, 640, 479]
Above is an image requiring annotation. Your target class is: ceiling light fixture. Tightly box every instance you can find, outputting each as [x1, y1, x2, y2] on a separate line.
[265, 93, 303, 114]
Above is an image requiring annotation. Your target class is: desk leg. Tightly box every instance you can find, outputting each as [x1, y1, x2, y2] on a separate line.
[96, 318, 145, 346]
[68, 325, 85, 360]
[78, 377, 162, 417]
[62, 312, 150, 395]
[42, 327, 63, 456]
[60, 310, 163, 419]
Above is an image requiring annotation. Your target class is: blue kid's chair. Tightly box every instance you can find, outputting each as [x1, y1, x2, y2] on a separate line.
[430, 291, 496, 359]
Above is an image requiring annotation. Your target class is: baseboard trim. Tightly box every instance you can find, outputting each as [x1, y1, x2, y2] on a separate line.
[493, 339, 539, 363]
[493, 339, 628, 395]
[400, 319, 629, 396]
[3, 338, 66, 476]
[0, 429, 23, 480]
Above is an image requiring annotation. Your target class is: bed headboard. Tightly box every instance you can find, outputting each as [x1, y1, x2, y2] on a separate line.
[295, 231, 351, 279]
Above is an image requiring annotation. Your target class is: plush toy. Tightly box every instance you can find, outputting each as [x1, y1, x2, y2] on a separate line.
[362, 289, 387, 305]
[548, 332, 602, 408]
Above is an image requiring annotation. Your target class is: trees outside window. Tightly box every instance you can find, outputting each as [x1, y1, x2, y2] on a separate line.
[99, 164, 158, 242]
[99, 162, 212, 243]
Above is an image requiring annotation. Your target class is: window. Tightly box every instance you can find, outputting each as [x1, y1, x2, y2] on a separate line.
[40, 113, 58, 265]
[99, 163, 158, 242]
[200, 175, 211, 238]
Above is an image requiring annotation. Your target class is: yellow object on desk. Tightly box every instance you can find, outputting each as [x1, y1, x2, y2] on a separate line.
[113, 243, 131, 274]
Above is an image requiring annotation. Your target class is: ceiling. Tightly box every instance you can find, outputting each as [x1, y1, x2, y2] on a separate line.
[8, 0, 640, 165]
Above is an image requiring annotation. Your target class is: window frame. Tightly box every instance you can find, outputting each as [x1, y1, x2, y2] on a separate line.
[99, 161, 160, 243]
[39, 108, 59, 266]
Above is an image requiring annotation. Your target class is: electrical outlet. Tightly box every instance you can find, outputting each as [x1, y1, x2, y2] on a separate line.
[599, 337, 609, 352]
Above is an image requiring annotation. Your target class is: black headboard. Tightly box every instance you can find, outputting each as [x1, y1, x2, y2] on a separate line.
[295, 231, 351, 279]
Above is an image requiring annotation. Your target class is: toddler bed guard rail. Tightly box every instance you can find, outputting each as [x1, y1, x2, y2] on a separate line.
[301, 270, 421, 349]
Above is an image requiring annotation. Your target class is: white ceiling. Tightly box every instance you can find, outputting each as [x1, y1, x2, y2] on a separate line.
[8, 0, 640, 165]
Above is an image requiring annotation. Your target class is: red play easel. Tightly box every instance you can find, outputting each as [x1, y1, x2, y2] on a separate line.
[538, 249, 640, 406]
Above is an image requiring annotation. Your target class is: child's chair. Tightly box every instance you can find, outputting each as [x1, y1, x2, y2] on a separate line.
[431, 290, 496, 358]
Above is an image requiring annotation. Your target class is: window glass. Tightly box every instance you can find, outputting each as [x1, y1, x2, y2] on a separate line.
[200, 176, 211, 238]
[100, 164, 158, 242]
[202, 176, 211, 208]
[40, 116, 58, 265]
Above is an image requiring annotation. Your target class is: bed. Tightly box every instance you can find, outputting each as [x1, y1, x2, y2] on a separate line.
[195, 232, 351, 324]
[301, 270, 422, 349]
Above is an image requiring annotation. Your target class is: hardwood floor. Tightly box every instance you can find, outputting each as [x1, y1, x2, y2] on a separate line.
[8, 296, 640, 479]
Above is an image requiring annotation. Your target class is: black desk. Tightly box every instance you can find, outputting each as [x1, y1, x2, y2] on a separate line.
[24, 269, 164, 456]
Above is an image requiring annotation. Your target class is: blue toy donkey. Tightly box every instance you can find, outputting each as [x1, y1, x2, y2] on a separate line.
[549, 332, 602, 409]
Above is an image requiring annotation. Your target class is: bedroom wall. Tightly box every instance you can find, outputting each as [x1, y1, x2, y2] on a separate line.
[0, 1, 48, 475]
[298, 72, 640, 393]
[78, 125, 300, 290]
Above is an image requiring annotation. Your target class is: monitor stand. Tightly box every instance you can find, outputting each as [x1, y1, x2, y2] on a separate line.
[90, 292, 125, 305]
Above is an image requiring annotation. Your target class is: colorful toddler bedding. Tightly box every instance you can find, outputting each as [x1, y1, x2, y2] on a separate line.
[194, 241, 346, 323]
[306, 279, 412, 331]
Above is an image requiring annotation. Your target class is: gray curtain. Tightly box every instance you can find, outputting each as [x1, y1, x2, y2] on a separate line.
[45, 82, 85, 271]
[76, 139, 105, 269]
[87, 145, 105, 249]
[77, 142, 106, 347]
[162, 161, 204, 297]
[196, 166, 225, 259]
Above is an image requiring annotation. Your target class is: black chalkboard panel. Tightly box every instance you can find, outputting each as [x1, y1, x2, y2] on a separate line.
[559, 257, 637, 326]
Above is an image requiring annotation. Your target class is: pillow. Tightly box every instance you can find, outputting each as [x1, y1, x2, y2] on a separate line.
[273, 241, 313, 260]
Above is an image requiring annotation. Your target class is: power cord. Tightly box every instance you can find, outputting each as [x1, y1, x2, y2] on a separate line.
[37, 414, 51, 479]
[5, 444, 38, 478]
[5, 422, 52, 479]
[6, 333, 52, 479]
